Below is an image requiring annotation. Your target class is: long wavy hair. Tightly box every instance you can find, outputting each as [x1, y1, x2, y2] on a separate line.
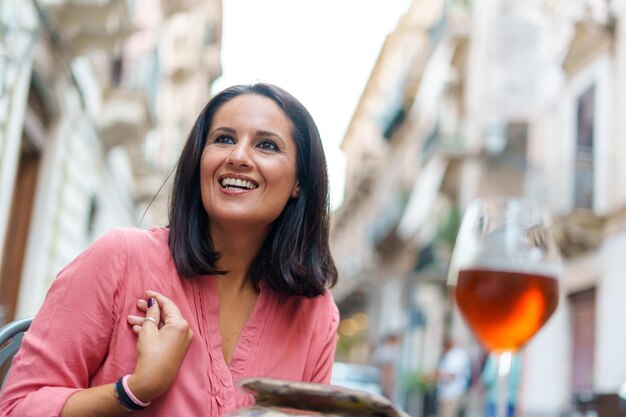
[167, 83, 337, 297]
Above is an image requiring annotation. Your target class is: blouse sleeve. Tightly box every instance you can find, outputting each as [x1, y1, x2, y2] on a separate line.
[0, 230, 128, 417]
[308, 297, 339, 384]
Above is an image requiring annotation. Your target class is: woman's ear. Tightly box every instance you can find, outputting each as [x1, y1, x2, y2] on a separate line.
[291, 181, 300, 198]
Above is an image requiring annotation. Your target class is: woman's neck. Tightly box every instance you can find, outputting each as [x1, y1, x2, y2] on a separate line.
[210, 223, 269, 292]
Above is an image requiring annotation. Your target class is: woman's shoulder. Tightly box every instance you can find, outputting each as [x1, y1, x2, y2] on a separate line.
[66, 227, 170, 273]
[276, 289, 339, 324]
[95, 226, 168, 243]
[307, 290, 338, 312]
[90, 226, 169, 252]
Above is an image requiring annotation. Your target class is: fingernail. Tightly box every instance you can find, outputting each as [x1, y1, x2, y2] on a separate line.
[148, 297, 155, 308]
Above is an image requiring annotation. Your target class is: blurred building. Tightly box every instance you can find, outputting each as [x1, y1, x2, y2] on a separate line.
[331, 0, 463, 409]
[0, 0, 221, 324]
[332, 0, 626, 415]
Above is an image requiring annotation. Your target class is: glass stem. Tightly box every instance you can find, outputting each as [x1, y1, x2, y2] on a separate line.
[495, 351, 513, 417]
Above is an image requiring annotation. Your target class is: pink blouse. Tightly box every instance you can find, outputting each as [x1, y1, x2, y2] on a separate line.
[0, 228, 339, 417]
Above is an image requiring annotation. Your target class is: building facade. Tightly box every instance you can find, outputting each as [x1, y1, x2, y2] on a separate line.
[0, 0, 221, 323]
[332, 0, 626, 415]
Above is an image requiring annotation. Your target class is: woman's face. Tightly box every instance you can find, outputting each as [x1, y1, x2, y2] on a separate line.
[200, 94, 299, 230]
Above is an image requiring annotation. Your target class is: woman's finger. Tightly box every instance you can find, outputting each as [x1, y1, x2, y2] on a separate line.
[145, 297, 160, 322]
[141, 296, 161, 333]
[136, 298, 148, 312]
[127, 314, 145, 327]
[146, 291, 183, 324]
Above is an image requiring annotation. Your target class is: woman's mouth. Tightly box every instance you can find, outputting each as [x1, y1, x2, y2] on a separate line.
[220, 177, 259, 190]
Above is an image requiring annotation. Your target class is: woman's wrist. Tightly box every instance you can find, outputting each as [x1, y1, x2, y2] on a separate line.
[126, 373, 155, 404]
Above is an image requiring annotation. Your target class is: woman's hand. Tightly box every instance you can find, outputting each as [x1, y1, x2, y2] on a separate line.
[125, 290, 194, 403]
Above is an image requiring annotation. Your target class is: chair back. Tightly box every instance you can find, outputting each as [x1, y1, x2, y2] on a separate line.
[0, 316, 33, 389]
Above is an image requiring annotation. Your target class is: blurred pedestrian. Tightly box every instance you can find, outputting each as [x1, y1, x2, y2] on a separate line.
[0, 83, 339, 416]
[481, 353, 521, 417]
[372, 333, 402, 401]
[426, 335, 472, 417]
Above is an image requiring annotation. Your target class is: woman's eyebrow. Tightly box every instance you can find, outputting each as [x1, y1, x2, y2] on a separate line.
[208, 127, 236, 137]
[256, 130, 282, 139]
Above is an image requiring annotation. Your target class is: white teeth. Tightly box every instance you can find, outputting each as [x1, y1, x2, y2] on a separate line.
[220, 177, 257, 190]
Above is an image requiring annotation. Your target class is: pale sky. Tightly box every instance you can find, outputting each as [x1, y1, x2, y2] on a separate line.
[213, 0, 412, 209]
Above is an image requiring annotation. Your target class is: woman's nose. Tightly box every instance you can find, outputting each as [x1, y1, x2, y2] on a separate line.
[226, 143, 252, 168]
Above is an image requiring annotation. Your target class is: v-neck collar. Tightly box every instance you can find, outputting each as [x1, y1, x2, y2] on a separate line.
[187, 276, 271, 388]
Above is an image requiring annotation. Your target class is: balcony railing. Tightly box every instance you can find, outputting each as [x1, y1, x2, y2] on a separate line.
[525, 155, 610, 216]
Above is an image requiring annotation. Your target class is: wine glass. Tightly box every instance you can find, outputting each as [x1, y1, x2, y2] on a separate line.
[448, 197, 562, 417]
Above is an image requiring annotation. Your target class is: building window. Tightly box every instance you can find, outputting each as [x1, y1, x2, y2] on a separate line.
[383, 107, 406, 140]
[86, 194, 99, 238]
[110, 55, 123, 86]
[569, 287, 596, 393]
[574, 84, 595, 209]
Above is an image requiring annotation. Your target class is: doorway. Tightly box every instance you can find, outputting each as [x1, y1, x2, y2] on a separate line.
[0, 81, 50, 324]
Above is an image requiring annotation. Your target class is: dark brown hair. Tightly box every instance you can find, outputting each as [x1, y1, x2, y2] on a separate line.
[168, 83, 337, 297]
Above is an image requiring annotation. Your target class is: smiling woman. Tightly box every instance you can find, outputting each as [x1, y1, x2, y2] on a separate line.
[169, 84, 336, 297]
[0, 83, 339, 417]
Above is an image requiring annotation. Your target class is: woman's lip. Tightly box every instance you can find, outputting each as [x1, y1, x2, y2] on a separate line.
[218, 174, 259, 185]
[219, 181, 256, 195]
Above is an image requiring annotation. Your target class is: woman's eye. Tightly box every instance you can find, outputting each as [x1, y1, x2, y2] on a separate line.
[214, 135, 235, 145]
[257, 141, 279, 151]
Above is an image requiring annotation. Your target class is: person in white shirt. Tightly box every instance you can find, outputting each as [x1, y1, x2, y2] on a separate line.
[434, 335, 472, 417]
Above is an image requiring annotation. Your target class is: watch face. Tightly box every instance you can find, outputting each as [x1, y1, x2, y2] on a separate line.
[230, 377, 408, 417]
